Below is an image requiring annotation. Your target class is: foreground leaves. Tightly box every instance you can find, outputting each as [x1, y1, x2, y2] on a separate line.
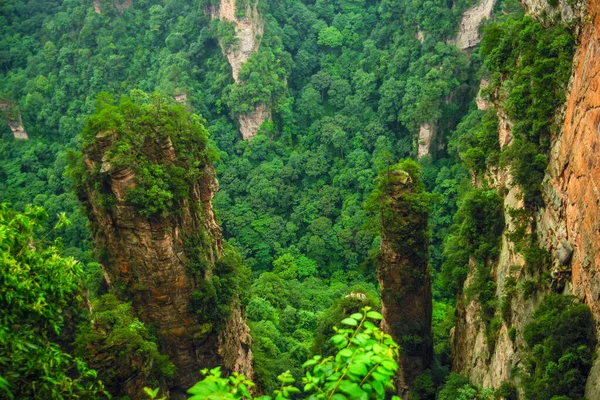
[181, 307, 400, 400]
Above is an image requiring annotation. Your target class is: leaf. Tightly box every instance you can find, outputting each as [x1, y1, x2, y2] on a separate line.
[371, 371, 387, 382]
[364, 321, 376, 329]
[366, 311, 383, 320]
[303, 359, 318, 368]
[372, 380, 384, 397]
[348, 362, 368, 376]
[350, 313, 363, 320]
[338, 348, 354, 358]
[331, 394, 348, 400]
[338, 381, 368, 400]
[341, 318, 358, 326]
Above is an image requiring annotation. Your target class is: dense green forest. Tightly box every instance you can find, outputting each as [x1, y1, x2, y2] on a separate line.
[0, 0, 594, 398]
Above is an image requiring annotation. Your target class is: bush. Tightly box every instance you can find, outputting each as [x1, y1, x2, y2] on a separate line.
[185, 308, 402, 400]
[522, 294, 596, 400]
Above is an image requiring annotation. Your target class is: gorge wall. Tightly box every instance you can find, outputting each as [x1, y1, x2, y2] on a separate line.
[77, 97, 252, 397]
[451, 0, 600, 396]
[0, 100, 28, 139]
[540, 0, 600, 393]
[375, 164, 433, 396]
[212, 0, 270, 140]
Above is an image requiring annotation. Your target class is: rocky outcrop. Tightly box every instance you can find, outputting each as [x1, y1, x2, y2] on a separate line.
[455, 0, 497, 50]
[213, 0, 263, 83]
[520, 0, 579, 23]
[93, 0, 132, 14]
[238, 103, 271, 140]
[476, 79, 490, 111]
[452, 164, 530, 389]
[376, 167, 432, 396]
[452, 0, 600, 394]
[417, 122, 435, 158]
[79, 103, 252, 397]
[538, 0, 600, 395]
[212, 0, 270, 140]
[0, 101, 28, 139]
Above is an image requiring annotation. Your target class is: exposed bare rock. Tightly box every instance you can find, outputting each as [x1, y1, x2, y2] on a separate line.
[79, 109, 253, 395]
[456, 0, 497, 50]
[0, 101, 28, 140]
[539, 0, 600, 395]
[453, 0, 600, 392]
[497, 108, 514, 148]
[376, 168, 432, 396]
[212, 0, 270, 140]
[416, 30, 425, 43]
[476, 79, 490, 111]
[173, 93, 188, 105]
[417, 122, 435, 158]
[238, 103, 271, 140]
[520, 0, 580, 23]
[213, 0, 263, 83]
[93, 0, 132, 15]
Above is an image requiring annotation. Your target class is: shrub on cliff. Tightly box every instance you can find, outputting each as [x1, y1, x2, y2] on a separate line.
[184, 307, 402, 400]
[522, 294, 596, 400]
[71, 90, 216, 219]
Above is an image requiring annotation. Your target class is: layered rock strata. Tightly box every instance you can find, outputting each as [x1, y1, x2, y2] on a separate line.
[452, 0, 600, 394]
[377, 168, 433, 396]
[80, 122, 252, 396]
[539, 0, 600, 394]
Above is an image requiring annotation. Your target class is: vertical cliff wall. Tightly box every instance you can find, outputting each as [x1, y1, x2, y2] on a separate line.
[451, 0, 600, 395]
[212, 0, 270, 140]
[539, 0, 600, 395]
[77, 96, 252, 397]
[454, 0, 497, 50]
[374, 163, 433, 396]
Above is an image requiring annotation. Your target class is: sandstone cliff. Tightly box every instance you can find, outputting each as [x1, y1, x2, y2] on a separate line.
[212, 0, 270, 140]
[455, 0, 497, 50]
[451, 0, 600, 395]
[539, 0, 600, 394]
[375, 165, 433, 396]
[417, 123, 435, 158]
[77, 97, 253, 397]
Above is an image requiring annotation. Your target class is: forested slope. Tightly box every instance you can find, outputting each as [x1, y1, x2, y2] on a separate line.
[2, 0, 599, 398]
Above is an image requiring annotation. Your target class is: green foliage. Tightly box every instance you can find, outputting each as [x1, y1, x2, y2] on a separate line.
[437, 374, 494, 400]
[365, 159, 432, 268]
[75, 91, 211, 219]
[481, 15, 574, 207]
[441, 189, 504, 297]
[191, 241, 251, 334]
[522, 294, 596, 400]
[0, 204, 106, 398]
[494, 381, 516, 400]
[0, 1, 579, 399]
[74, 294, 175, 395]
[188, 308, 401, 400]
[449, 109, 500, 173]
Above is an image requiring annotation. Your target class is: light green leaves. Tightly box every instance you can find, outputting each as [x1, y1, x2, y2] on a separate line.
[300, 306, 399, 400]
[366, 311, 383, 320]
[186, 306, 397, 400]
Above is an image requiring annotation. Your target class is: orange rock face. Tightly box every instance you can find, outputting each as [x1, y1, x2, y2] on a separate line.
[554, 0, 600, 320]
